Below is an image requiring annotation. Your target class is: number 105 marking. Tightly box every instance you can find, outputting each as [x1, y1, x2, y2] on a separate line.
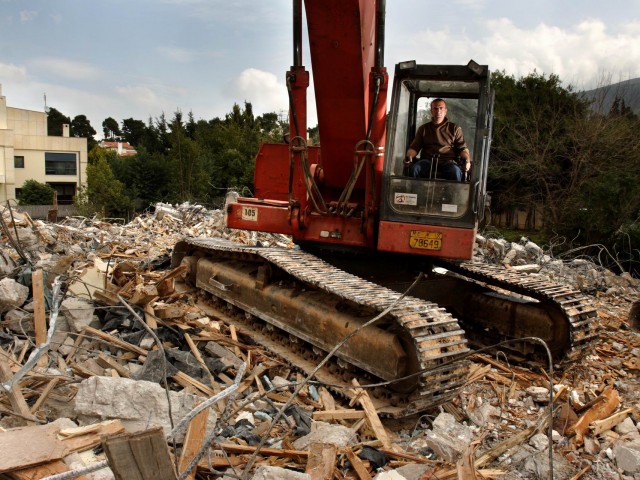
[241, 206, 258, 221]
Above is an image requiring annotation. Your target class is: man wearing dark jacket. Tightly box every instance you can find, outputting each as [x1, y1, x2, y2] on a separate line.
[404, 98, 470, 181]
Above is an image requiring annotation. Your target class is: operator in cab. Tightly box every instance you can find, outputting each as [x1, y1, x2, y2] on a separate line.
[404, 98, 470, 181]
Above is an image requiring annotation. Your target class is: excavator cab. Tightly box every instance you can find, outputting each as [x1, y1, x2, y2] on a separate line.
[378, 61, 494, 259]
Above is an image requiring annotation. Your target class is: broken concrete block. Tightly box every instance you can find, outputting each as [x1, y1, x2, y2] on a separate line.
[423, 412, 472, 463]
[529, 433, 549, 451]
[2, 308, 34, 334]
[73, 376, 216, 442]
[467, 403, 499, 427]
[525, 386, 550, 403]
[15, 227, 40, 250]
[614, 441, 640, 474]
[50, 314, 71, 353]
[0, 250, 17, 276]
[292, 421, 357, 450]
[57, 336, 77, 356]
[615, 417, 640, 440]
[523, 450, 575, 479]
[394, 463, 432, 480]
[0, 277, 29, 313]
[61, 297, 98, 333]
[252, 466, 310, 480]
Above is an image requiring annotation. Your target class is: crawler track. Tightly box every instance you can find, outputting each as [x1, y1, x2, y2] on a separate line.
[441, 261, 600, 363]
[172, 238, 470, 417]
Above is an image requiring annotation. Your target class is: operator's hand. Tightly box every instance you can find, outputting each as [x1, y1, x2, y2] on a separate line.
[464, 160, 471, 172]
[403, 156, 414, 165]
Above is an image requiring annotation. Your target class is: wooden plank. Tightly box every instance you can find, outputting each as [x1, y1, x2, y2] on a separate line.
[0, 348, 37, 426]
[590, 407, 636, 436]
[153, 303, 189, 319]
[306, 443, 337, 480]
[0, 422, 67, 472]
[83, 326, 148, 357]
[64, 334, 86, 363]
[30, 377, 60, 414]
[96, 353, 132, 378]
[229, 324, 243, 358]
[10, 459, 89, 480]
[215, 443, 308, 460]
[312, 409, 366, 421]
[237, 364, 267, 396]
[178, 406, 210, 480]
[568, 386, 621, 445]
[172, 371, 215, 396]
[144, 300, 158, 329]
[102, 427, 177, 480]
[59, 419, 125, 453]
[344, 447, 373, 480]
[351, 379, 391, 449]
[32, 269, 48, 368]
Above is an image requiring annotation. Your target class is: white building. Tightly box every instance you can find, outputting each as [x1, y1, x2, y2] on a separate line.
[0, 84, 88, 204]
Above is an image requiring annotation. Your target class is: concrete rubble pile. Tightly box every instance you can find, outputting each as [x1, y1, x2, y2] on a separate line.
[0, 202, 638, 480]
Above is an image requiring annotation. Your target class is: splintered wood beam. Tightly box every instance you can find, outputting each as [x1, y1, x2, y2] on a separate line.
[215, 443, 308, 461]
[344, 447, 373, 480]
[83, 326, 148, 357]
[102, 427, 177, 480]
[350, 379, 391, 449]
[96, 353, 132, 378]
[8, 459, 90, 480]
[178, 406, 209, 480]
[30, 377, 60, 414]
[312, 409, 366, 421]
[0, 348, 37, 426]
[590, 408, 636, 436]
[32, 269, 48, 368]
[305, 442, 337, 480]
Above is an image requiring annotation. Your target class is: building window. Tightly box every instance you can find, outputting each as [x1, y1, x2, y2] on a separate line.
[14, 156, 25, 168]
[45, 152, 77, 175]
[47, 183, 77, 205]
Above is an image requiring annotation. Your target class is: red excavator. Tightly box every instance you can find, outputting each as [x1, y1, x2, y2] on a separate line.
[172, 0, 598, 416]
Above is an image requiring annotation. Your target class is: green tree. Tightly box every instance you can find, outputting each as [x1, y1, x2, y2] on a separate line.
[75, 150, 133, 219]
[46, 107, 70, 136]
[71, 114, 98, 150]
[489, 71, 590, 228]
[124, 150, 172, 209]
[489, 71, 640, 273]
[102, 117, 121, 140]
[166, 110, 211, 203]
[121, 118, 147, 147]
[17, 179, 55, 205]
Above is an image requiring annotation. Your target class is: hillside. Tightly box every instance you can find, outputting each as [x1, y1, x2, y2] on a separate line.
[580, 77, 640, 115]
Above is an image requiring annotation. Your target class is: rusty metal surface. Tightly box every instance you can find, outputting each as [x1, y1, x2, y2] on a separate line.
[173, 238, 471, 417]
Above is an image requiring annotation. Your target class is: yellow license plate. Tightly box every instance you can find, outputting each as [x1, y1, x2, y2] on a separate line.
[409, 230, 442, 250]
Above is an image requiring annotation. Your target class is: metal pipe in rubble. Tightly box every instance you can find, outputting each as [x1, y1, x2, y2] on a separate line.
[293, 0, 302, 67]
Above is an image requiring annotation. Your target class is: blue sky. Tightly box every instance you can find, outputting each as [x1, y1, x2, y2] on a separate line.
[2, 0, 639, 137]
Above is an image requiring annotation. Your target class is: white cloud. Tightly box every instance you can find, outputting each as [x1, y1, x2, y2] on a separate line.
[0, 62, 28, 81]
[29, 57, 100, 81]
[225, 68, 289, 115]
[408, 18, 640, 90]
[20, 10, 37, 23]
